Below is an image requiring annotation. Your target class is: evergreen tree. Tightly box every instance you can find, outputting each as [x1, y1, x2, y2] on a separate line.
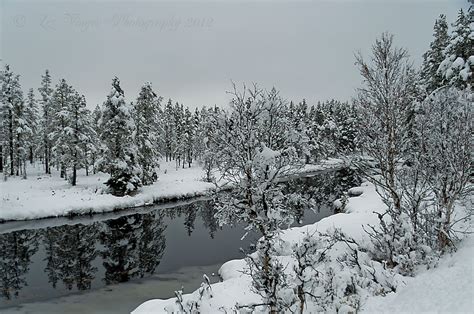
[91, 104, 102, 174]
[420, 14, 449, 94]
[192, 108, 204, 162]
[200, 106, 219, 182]
[38, 69, 54, 174]
[183, 107, 194, 168]
[25, 88, 39, 164]
[11, 85, 29, 178]
[163, 99, 175, 161]
[67, 93, 96, 185]
[133, 82, 162, 185]
[438, 8, 474, 89]
[0, 65, 23, 178]
[99, 77, 141, 196]
[81, 106, 98, 176]
[173, 102, 185, 168]
[50, 79, 74, 180]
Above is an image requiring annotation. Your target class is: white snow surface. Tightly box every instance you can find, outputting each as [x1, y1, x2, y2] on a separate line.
[362, 235, 474, 313]
[0, 158, 345, 222]
[0, 160, 213, 221]
[133, 179, 474, 314]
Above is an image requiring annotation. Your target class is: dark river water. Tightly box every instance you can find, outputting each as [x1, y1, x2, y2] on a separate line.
[0, 168, 360, 313]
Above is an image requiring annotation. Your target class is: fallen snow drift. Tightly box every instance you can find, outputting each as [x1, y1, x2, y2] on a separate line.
[132, 180, 474, 313]
[361, 235, 474, 313]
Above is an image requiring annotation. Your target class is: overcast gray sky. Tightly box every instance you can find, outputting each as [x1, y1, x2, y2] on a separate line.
[0, 0, 468, 108]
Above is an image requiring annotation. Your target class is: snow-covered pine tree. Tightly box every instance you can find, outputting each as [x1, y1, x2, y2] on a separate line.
[331, 101, 359, 154]
[80, 106, 98, 177]
[0, 65, 16, 177]
[306, 101, 337, 161]
[438, 8, 473, 89]
[200, 106, 219, 182]
[67, 93, 96, 185]
[38, 69, 54, 174]
[162, 99, 175, 161]
[173, 102, 185, 168]
[287, 99, 311, 163]
[183, 107, 194, 168]
[133, 82, 162, 185]
[91, 104, 102, 174]
[50, 79, 74, 180]
[0, 65, 26, 178]
[99, 77, 141, 196]
[25, 88, 39, 164]
[191, 108, 203, 163]
[420, 14, 449, 94]
[12, 85, 29, 178]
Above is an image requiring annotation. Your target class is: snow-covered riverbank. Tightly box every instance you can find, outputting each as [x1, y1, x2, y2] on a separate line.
[133, 180, 473, 313]
[0, 158, 345, 222]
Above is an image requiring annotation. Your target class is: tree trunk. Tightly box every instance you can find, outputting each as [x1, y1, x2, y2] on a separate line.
[9, 110, 14, 176]
[22, 159, 27, 179]
[45, 141, 50, 174]
[72, 164, 77, 186]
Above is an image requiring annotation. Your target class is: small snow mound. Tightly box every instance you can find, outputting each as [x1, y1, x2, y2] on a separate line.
[348, 187, 364, 196]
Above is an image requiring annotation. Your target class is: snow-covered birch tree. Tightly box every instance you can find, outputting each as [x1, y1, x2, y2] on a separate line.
[212, 84, 303, 312]
[420, 87, 472, 250]
[354, 33, 422, 272]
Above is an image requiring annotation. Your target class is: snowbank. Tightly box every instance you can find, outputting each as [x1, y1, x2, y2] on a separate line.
[0, 159, 346, 222]
[362, 235, 474, 313]
[0, 161, 213, 222]
[132, 180, 473, 313]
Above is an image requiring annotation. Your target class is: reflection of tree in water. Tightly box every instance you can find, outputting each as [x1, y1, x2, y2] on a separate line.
[0, 229, 38, 300]
[168, 200, 220, 238]
[284, 168, 361, 221]
[42, 223, 99, 291]
[183, 205, 197, 236]
[100, 211, 166, 284]
[43, 227, 61, 289]
[137, 212, 167, 277]
[199, 200, 219, 239]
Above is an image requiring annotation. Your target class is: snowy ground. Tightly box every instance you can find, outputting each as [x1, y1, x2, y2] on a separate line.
[0, 158, 345, 222]
[0, 160, 213, 221]
[133, 180, 474, 313]
[361, 235, 474, 313]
